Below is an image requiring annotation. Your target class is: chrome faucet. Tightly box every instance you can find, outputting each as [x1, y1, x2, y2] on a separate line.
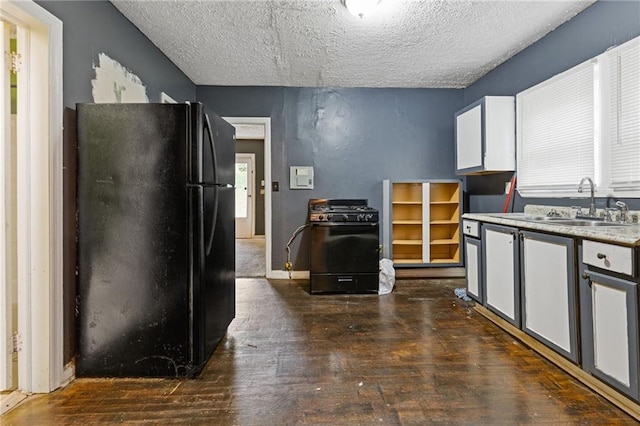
[578, 177, 596, 217]
[616, 201, 629, 223]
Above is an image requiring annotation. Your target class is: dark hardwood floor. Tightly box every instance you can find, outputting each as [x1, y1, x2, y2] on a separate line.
[3, 278, 636, 425]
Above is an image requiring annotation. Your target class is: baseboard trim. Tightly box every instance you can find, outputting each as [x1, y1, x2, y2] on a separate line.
[0, 390, 29, 415]
[268, 270, 310, 280]
[267, 268, 465, 280]
[395, 267, 465, 279]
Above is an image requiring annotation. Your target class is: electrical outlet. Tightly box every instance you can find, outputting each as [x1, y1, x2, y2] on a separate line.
[272, 181, 279, 192]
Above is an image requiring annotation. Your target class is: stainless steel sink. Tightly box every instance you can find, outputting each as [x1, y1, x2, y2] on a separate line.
[530, 219, 631, 227]
[523, 216, 570, 221]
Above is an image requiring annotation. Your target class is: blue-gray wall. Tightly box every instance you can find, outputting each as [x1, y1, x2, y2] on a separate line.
[463, 0, 640, 213]
[197, 87, 464, 269]
[37, 0, 640, 272]
[199, 1, 640, 270]
[37, 0, 196, 107]
[36, 0, 196, 364]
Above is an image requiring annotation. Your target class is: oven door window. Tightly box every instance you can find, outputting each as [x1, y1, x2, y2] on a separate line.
[310, 223, 379, 274]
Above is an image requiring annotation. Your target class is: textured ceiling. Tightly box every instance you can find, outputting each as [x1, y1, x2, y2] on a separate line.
[110, 0, 596, 88]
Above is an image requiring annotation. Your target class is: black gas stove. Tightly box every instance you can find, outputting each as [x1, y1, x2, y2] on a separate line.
[308, 199, 379, 223]
[307, 199, 380, 294]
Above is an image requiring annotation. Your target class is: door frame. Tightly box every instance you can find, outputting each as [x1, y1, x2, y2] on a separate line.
[0, 0, 67, 394]
[1, 13, 11, 393]
[235, 153, 255, 239]
[223, 117, 273, 278]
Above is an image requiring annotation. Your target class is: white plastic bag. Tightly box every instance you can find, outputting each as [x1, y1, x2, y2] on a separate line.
[378, 258, 396, 295]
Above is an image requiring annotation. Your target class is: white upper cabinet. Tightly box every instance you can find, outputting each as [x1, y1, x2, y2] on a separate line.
[455, 96, 515, 175]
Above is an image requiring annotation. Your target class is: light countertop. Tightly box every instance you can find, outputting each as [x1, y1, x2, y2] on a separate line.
[463, 206, 640, 246]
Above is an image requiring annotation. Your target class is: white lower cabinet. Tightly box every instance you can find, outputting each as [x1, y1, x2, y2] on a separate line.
[483, 224, 520, 326]
[580, 254, 639, 402]
[468, 218, 640, 408]
[520, 231, 578, 363]
[463, 220, 482, 303]
[464, 236, 482, 303]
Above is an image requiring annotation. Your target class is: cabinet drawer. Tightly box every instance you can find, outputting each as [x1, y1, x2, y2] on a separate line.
[582, 240, 635, 277]
[462, 220, 480, 238]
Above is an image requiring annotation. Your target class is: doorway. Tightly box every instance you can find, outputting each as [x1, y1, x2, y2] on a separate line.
[235, 153, 255, 239]
[0, 0, 66, 403]
[235, 152, 264, 278]
[224, 118, 272, 278]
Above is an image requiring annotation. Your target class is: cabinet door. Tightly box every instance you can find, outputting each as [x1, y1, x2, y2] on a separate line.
[483, 224, 519, 326]
[455, 104, 483, 171]
[580, 269, 639, 401]
[464, 236, 482, 303]
[520, 232, 578, 362]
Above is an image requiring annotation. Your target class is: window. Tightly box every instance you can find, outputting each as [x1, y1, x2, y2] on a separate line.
[516, 36, 640, 197]
[608, 40, 640, 189]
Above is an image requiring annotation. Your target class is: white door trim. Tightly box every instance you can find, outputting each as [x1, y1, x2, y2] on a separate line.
[0, 16, 11, 393]
[223, 117, 273, 278]
[235, 153, 255, 239]
[1, 0, 66, 393]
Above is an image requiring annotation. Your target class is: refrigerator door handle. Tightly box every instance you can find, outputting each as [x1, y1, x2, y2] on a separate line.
[206, 185, 219, 256]
[203, 112, 219, 184]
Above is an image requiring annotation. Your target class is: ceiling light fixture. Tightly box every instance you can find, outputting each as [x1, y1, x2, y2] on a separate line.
[343, 0, 382, 19]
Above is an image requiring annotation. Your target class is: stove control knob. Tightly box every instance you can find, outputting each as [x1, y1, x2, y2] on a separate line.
[342, 214, 349, 221]
[365, 214, 373, 221]
[326, 214, 332, 221]
[357, 214, 365, 221]
[319, 214, 324, 221]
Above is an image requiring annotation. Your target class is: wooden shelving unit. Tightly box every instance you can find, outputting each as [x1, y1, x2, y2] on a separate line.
[428, 182, 460, 264]
[390, 182, 424, 264]
[383, 180, 461, 267]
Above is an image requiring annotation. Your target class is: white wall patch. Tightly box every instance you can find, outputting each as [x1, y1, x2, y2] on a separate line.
[92, 53, 149, 103]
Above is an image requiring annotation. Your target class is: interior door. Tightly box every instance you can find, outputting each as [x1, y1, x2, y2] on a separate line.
[235, 154, 254, 239]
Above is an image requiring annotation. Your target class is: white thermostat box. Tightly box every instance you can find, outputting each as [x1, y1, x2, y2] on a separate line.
[290, 166, 314, 189]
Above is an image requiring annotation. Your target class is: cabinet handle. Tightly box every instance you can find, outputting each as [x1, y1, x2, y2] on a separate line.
[581, 273, 589, 280]
[596, 253, 607, 259]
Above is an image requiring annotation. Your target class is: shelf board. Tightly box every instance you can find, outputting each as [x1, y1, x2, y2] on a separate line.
[430, 220, 459, 225]
[430, 201, 459, 205]
[392, 201, 422, 205]
[393, 240, 423, 245]
[393, 258, 423, 264]
[429, 258, 459, 264]
[430, 239, 460, 245]
[393, 220, 422, 225]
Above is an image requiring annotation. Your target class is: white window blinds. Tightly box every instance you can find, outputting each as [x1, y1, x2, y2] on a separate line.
[609, 40, 640, 188]
[517, 62, 595, 191]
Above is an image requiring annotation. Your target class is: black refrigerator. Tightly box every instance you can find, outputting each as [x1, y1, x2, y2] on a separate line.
[75, 102, 235, 377]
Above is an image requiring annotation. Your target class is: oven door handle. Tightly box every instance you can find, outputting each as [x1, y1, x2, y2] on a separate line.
[310, 222, 378, 227]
